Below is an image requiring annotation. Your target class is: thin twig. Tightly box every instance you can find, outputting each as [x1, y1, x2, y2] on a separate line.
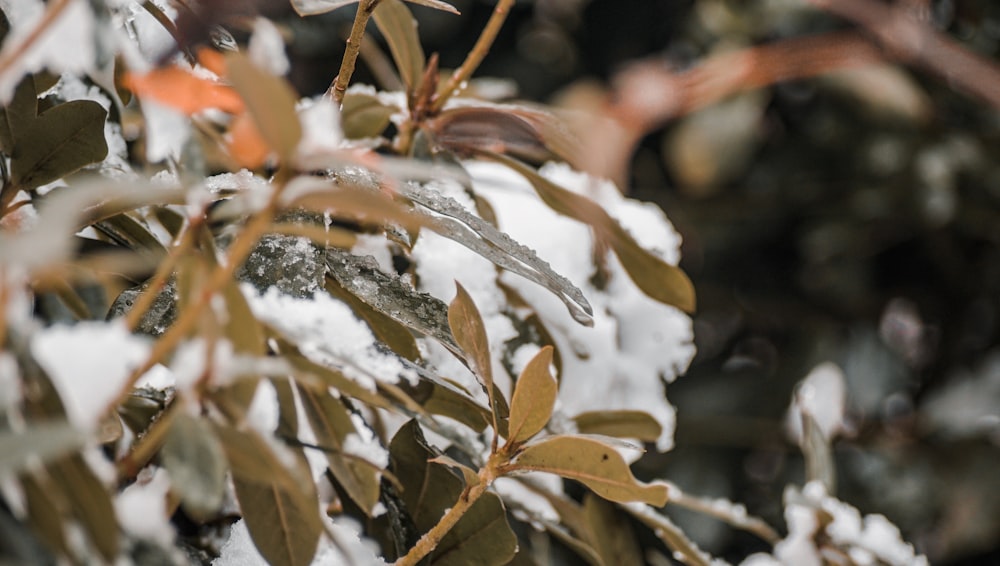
[327, 0, 383, 104]
[430, 0, 516, 113]
[666, 485, 780, 544]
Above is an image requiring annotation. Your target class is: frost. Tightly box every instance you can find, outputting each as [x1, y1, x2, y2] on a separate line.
[31, 321, 151, 431]
[243, 285, 414, 389]
[0, 0, 95, 103]
[214, 516, 385, 566]
[248, 17, 289, 76]
[115, 467, 175, 547]
[786, 362, 848, 443]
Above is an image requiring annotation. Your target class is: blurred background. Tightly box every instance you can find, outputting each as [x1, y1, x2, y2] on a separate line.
[275, 0, 1000, 563]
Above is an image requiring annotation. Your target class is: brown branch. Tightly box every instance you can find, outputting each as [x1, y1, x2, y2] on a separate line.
[328, 0, 383, 104]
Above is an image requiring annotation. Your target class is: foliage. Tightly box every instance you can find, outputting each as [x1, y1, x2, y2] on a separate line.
[0, 1, 948, 565]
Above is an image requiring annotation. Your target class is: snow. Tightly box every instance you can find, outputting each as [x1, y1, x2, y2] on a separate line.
[243, 286, 414, 390]
[248, 17, 289, 77]
[114, 467, 175, 547]
[0, 0, 95, 103]
[214, 516, 386, 566]
[142, 99, 192, 163]
[446, 161, 696, 451]
[786, 362, 848, 443]
[31, 321, 151, 431]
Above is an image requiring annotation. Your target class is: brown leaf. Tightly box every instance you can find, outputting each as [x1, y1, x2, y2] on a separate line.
[506, 346, 557, 446]
[448, 283, 498, 423]
[225, 52, 302, 163]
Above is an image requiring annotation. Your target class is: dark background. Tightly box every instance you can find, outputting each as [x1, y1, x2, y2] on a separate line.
[282, 1, 1000, 563]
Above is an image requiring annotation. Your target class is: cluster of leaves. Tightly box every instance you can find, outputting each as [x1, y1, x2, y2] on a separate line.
[0, 1, 932, 566]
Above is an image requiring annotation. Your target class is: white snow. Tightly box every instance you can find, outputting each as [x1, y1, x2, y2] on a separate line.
[115, 467, 175, 547]
[142, 99, 192, 163]
[31, 321, 151, 431]
[295, 96, 345, 169]
[786, 362, 848, 443]
[248, 17, 289, 77]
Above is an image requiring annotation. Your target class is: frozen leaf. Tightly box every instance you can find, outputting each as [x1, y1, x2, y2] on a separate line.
[401, 181, 593, 325]
[509, 435, 669, 506]
[448, 282, 497, 416]
[507, 346, 556, 445]
[161, 413, 227, 520]
[298, 385, 382, 515]
[573, 410, 662, 443]
[215, 424, 323, 566]
[0, 422, 84, 476]
[9, 99, 108, 191]
[225, 52, 302, 163]
[372, 0, 425, 93]
[491, 154, 696, 313]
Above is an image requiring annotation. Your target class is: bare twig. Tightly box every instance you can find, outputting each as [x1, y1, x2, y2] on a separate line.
[810, 0, 1000, 110]
[328, 0, 383, 104]
[430, 0, 516, 113]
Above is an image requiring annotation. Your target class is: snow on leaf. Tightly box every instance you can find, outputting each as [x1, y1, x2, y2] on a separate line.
[401, 180, 594, 326]
[290, 0, 360, 17]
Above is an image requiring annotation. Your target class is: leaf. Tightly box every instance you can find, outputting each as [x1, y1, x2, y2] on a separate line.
[20, 473, 70, 558]
[573, 410, 662, 443]
[400, 181, 594, 326]
[582, 493, 643, 566]
[291, 0, 360, 16]
[47, 455, 119, 561]
[509, 435, 669, 506]
[160, 413, 227, 520]
[298, 385, 382, 515]
[325, 275, 421, 363]
[225, 52, 303, 162]
[428, 454, 479, 487]
[215, 425, 323, 566]
[341, 91, 396, 139]
[389, 421, 516, 566]
[403, 0, 460, 15]
[622, 504, 712, 566]
[372, 0, 426, 92]
[123, 66, 245, 115]
[414, 379, 491, 432]
[487, 153, 696, 313]
[221, 278, 266, 355]
[9, 100, 108, 191]
[0, 75, 37, 154]
[507, 346, 556, 445]
[448, 282, 498, 421]
[0, 422, 85, 476]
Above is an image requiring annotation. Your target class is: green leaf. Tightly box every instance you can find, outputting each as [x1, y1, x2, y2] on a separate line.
[9, 99, 108, 191]
[488, 153, 696, 313]
[342, 91, 396, 140]
[161, 413, 227, 520]
[298, 385, 382, 515]
[0, 422, 85, 476]
[573, 410, 662, 443]
[215, 425, 323, 566]
[509, 435, 669, 506]
[507, 346, 557, 445]
[372, 0, 426, 93]
[448, 282, 499, 422]
[225, 52, 302, 162]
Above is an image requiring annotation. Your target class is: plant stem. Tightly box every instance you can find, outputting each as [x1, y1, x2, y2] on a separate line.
[327, 0, 383, 104]
[430, 0, 515, 113]
[394, 455, 500, 566]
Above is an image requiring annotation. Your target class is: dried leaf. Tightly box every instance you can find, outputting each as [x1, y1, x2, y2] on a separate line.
[573, 410, 662, 443]
[372, 0, 425, 92]
[448, 282, 498, 420]
[215, 425, 323, 566]
[298, 385, 382, 515]
[509, 435, 669, 506]
[20, 473, 70, 558]
[428, 106, 577, 164]
[428, 454, 479, 487]
[9, 100, 108, 191]
[47, 455, 119, 561]
[490, 154, 696, 313]
[225, 52, 302, 162]
[403, 0, 459, 14]
[291, 0, 360, 16]
[583, 494, 643, 566]
[341, 91, 396, 139]
[325, 275, 421, 362]
[507, 346, 556, 445]
[161, 413, 227, 519]
[622, 504, 712, 566]
[432, 491, 516, 566]
[124, 67, 244, 115]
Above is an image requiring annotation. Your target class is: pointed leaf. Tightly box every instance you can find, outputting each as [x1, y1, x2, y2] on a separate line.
[507, 346, 556, 445]
[225, 52, 302, 162]
[10, 100, 108, 191]
[573, 410, 662, 443]
[431, 491, 516, 566]
[20, 473, 70, 558]
[124, 67, 244, 115]
[428, 454, 479, 487]
[161, 413, 227, 519]
[372, 0, 426, 92]
[291, 0, 360, 16]
[583, 493, 644, 566]
[298, 385, 382, 515]
[509, 435, 669, 506]
[47, 455, 119, 561]
[489, 154, 696, 313]
[341, 91, 396, 139]
[404, 0, 459, 14]
[215, 425, 323, 566]
[448, 282, 497, 418]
